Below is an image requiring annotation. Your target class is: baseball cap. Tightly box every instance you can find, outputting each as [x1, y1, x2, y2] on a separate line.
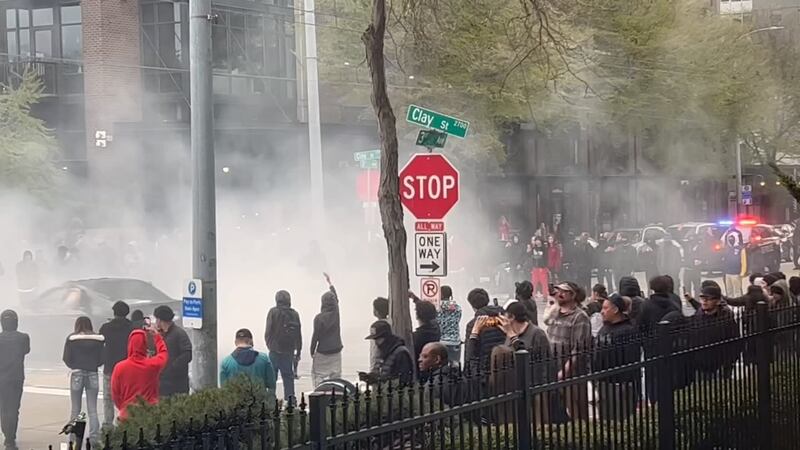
[235, 328, 253, 340]
[554, 283, 574, 293]
[364, 321, 392, 340]
[699, 285, 722, 299]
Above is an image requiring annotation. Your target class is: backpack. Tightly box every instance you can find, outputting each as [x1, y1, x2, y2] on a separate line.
[276, 311, 300, 351]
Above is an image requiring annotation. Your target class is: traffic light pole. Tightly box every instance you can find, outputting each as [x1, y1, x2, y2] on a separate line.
[190, 0, 218, 389]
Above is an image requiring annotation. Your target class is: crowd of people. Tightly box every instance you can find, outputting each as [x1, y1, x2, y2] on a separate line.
[2, 262, 800, 448]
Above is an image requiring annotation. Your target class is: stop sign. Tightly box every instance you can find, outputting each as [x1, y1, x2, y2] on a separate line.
[399, 153, 460, 219]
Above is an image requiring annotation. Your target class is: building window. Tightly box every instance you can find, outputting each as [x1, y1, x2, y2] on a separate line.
[61, 5, 81, 60]
[140, 0, 187, 93]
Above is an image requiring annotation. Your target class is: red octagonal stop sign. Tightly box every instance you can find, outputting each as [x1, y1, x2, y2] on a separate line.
[399, 153, 460, 220]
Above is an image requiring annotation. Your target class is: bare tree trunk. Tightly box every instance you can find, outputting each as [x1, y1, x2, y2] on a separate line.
[362, 0, 412, 345]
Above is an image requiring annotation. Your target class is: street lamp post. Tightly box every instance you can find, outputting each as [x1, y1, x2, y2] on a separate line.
[734, 26, 784, 216]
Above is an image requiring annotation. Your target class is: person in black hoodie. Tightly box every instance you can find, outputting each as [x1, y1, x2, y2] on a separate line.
[618, 276, 645, 325]
[310, 273, 343, 388]
[154, 305, 192, 398]
[412, 300, 440, 379]
[363, 321, 415, 385]
[0, 310, 29, 450]
[514, 281, 538, 326]
[98, 301, 134, 426]
[594, 294, 640, 419]
[464, 288, 506, 372]
[265, 290, 302, 400]
[63, 316, 104, 441]
[639, 275, 681, 336]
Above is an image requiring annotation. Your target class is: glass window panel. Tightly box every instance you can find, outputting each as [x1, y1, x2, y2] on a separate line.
[143, 73, 159, 92]
[32, 8, 52, 26]
[61, 24, 81, 59]
[34, 29, 51, 57]
[19, 30, 29, 56]
[6, 9, 16, 29]
[156, 2, 172, 22]
[212, 25, 228, 69]
[18, 9, 28, 27]
[229, 12, 244, 28]
[245, 14, 261, 28]
[159, 73, 179, 92]
[6, 31, 16, 55]
[158, 22, 179, 66]
[142, 24, 157, 65]
[230, 28, 245, 71]
[174, 23, 183, 64]
[141, 4, 155, 24]
[173, 2, 181, 22]
[60, 6, 81, 25]
[213, 74, 229, 94]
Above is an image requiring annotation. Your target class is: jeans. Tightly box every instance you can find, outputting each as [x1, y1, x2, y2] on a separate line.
[269, 352, 296, 401]
[70, 370, 100, 442]
[0, 379, 23, 447]
[102, 373, 114, 427]
[445, 344, 461, 367]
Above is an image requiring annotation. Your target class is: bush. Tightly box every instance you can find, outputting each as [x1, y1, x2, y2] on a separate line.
[104, 377, 278, 448]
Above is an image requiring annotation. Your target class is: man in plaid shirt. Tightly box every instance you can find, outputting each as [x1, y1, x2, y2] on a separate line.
[546, 281, 592, 420]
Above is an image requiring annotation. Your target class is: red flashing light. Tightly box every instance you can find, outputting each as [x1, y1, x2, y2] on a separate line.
[713, 244, 722, 251]
[753, 235, 762, 242]
[738, 219, 758, 226]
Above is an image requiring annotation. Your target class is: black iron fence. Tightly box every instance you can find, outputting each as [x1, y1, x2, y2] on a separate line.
[65, 302, 800, 450]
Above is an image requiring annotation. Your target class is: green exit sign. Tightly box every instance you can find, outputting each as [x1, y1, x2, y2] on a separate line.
[406, 105, 469, 139]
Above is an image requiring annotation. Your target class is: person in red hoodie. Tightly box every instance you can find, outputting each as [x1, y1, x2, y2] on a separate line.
[110, 326, 168, 420]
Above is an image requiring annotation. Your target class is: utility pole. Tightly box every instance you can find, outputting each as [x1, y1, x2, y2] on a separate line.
[736, 139, 742, 216]
[304, 0, 325, 231]
[190, 0, 218, 389]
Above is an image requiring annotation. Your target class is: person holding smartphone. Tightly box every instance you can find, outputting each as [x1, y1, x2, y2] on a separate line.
[111, 321, 168, 420]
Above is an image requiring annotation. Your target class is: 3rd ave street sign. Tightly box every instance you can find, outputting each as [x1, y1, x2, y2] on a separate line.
[406, 105, 470, 139]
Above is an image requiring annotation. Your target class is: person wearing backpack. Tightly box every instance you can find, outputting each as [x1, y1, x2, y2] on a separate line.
[265, 290, 302, 400]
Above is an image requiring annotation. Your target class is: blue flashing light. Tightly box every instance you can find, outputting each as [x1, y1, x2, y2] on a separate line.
[718, 220, 734, 226]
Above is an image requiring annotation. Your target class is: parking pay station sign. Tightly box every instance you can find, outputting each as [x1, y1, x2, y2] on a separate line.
[182, 279, 203, 329]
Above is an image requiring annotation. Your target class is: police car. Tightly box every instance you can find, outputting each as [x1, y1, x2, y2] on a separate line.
[667, 222, 727, 273]
[720, 217, 783, 274]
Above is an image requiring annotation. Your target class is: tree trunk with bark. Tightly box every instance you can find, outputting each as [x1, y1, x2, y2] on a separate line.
[362, 0, 413, 345]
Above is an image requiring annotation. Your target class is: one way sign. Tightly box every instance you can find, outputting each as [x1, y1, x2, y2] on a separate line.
[415, 232, 447, 277]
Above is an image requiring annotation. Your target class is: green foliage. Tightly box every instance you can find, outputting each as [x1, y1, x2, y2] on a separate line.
[104, 377, 277, 448]
[0, 70, 61, 197]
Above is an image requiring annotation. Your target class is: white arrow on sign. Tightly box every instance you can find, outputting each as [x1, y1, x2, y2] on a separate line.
[414, 232, 447, 277]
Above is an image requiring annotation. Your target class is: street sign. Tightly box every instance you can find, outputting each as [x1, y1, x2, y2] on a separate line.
[182, 279, 203, 329]
[359, 160, 379, 169]
[400, 153, 460, 219]
[742, 197, 753, 206]
[406, 105, 470, 139]
[742, 185, 752, 193]
[416, 129, 448, 148]
[420, 278, 441, 305]
[415, 221, 445, 232]
[415, 232, 447, 277]
[354, 149, 380, 162]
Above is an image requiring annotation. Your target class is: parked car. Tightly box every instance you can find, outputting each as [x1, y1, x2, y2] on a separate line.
[24, 278, 182, 365]
[772, 224, 795, 262]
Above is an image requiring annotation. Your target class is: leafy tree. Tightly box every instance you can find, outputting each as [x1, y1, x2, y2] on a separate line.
[0, 70, 61, 197]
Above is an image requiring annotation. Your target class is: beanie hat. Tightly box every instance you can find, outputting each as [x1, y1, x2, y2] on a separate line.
[112, 301, 130, 317]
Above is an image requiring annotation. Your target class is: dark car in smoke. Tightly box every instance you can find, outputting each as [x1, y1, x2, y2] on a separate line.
[667, 222, 726, 273]
[24, 278, 181, 365]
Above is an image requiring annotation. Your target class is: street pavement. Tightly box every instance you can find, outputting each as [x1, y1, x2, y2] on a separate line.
[15, 263, 800, 449]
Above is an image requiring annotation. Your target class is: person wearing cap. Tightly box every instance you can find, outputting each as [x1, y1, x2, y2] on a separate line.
[220, 329, 276, 391]
[594, 294, 640, 419]
[0, 310, 29, 450]
[99, 301, 135, 426]
[368, 297, 391, 372]
[154, 305, 192, 397]
[363, 321, 415, 385]
[546, 281, 591, 420]
[693, 285, 739, 377]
